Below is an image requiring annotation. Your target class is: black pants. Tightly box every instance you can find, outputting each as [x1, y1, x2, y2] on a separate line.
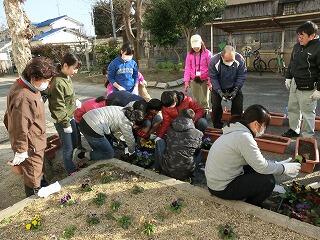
[211, 89, 243, 128]
[208, 165, 275, 206]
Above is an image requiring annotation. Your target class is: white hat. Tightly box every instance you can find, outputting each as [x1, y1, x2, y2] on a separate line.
[190, 34, 202, 48]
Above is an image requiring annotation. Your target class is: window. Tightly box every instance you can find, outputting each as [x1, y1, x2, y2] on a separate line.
[283, 3, 297, 15]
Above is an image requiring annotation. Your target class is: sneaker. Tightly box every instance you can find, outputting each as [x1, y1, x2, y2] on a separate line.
[282, 129, 300, 138]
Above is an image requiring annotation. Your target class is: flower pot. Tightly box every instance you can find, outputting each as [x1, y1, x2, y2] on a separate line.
[45, 143, 58, 160]
[204, 127, 223, 142]
[221, 110, 231, 122]
[201, 149, 209, 161]
[315, 116, 320, 131]
[269, 112, 285, 126]
[295, 137, 319, 173]
[255, 134, 291, 154]
[47, 134, 61, 148]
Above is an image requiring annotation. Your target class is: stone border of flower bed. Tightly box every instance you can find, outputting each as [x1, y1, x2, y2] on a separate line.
[1, 159, 319, 239]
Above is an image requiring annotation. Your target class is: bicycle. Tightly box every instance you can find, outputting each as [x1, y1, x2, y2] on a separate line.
[268, 47, 286, 76]
[252, 47, 267, 73]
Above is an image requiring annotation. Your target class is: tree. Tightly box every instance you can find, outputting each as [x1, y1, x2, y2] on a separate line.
[3, 0, 33, 75]
[144, 0, 226, 52]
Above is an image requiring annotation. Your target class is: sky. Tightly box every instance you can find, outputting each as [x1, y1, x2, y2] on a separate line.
[0, 0, 96, 36]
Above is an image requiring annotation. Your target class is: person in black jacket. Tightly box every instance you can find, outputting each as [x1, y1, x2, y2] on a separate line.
[283, 21, 320, 138]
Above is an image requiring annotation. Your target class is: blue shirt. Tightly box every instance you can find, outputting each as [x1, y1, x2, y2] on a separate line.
[107, 56, 138, 92]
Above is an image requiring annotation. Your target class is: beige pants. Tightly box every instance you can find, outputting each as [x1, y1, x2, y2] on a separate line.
[190, 80, 210, 110]
[288, 80, 317, 137]
[138, 84, 151, 101]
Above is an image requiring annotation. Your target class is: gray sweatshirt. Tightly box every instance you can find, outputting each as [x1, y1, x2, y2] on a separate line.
[82, 106, 135, 152]
[205, 122, 284, 191]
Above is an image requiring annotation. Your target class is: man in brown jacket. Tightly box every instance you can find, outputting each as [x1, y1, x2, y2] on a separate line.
[4, 57, 55, 197]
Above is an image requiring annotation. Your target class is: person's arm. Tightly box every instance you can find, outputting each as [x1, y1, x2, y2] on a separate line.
[49, 80, 71, 127]
[208, 56, 222, 92]
[184, 53, 192, 88]
[188, 97, 205, 122]
[119, 118, 136, 153]
[8, 98, 34, 153]
[107, 60, 117, 84]
[156, 108, 172, 138]
[234, 54, 247, 88]
[239, 133, 284, 175]
[285, 47, 294, 80]
[132, 62, 139, 86]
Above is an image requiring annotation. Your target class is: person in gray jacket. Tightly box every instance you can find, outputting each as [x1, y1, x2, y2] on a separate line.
[205, 105, 301, 206]
[78, 106, 144, 160]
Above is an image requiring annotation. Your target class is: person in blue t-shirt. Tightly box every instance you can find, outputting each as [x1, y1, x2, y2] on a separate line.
[107, 43, 139, 93]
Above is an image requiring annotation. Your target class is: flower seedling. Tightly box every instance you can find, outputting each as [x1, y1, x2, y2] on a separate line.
[60, 194, 77, 208]
[201, 137, 213, 150]
[93, 193, 107, 206]
[217, 224, 237, 240]
[143, 221, 155, 236]
[118, 215, 132, 229]
[131, 185, 144, 194]
[62, 225, 76, 239]
[169, 198, 184, 213]
[25, 215, 41, 231]
[110, 200, 121, 212]
[100, 171, 118, 184]
[105, 211, 116, 221]
[295, 155, 306, 163]
[87, 213, 100, 225]
[81, 179, 93, 192]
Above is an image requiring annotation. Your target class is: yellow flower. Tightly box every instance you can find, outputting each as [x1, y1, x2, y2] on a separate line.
[25, 223, 32, 230]
[31, 219, 38, 226]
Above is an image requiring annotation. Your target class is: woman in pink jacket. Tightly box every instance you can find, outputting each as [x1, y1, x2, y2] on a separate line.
[184, 34, 212, 110]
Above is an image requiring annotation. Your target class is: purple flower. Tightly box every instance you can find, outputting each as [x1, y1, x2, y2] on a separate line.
[295, 203, 311, 210]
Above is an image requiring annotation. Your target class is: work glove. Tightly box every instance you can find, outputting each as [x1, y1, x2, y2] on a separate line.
[283, 162, 301, 178]
[277, 157, 292, 164]
[285, 79, 292, 90]
[310, 90, 320, 100]
[217, 90, 225, 100]
[75, 99, 82, 109]
[155, 137, 162, 143]
[12, 151, 28, 165]
[149, 134, 157, 140]
[228, 87, 239, 100]
[125, 147, 135, 156]
[63, 126, 73, 133]
[118, 86, 126, 91]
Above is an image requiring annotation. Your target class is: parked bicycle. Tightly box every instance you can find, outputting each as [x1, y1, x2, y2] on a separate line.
[252, 47, 267, 73]
[268, 47, 286, 76]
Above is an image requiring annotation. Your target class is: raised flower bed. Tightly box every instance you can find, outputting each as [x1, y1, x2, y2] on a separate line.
[295, 137, 319, 173]
[255, 134, 291, 154]
[221, 109, 231, 122]
[45, 135, 61, 161]
[269, 112, 286, 126]
[204, 127, 223, 142]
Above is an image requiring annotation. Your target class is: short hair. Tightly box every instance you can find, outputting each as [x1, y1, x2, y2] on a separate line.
[296, 21, 318, 36]
[147, 99, 162, 111]
[180, 109, 195, 119]
[161, 91, 177, 107]
[120, 42, 134, 55]
[57, 53, 81, 72]
[240, 104, 271, 126]
[221, 45, 235, 56]
[22, 57, 56, 82]
[133, 100, 147, 114]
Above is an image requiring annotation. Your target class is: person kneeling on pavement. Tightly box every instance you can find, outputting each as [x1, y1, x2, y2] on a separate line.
[78, 106, 144, 160]
[205, 104, 301, 207]
[156, 90, 207, 141]
[155, 109, 203, 180]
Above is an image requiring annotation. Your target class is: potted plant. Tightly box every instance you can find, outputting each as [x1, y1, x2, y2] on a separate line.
[269, 112, 286, 126]
[294, 137, 319, 173]
[255, 134, 291, 154]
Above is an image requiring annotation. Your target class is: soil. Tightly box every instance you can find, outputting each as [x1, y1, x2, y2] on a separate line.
[0, 163, 312, 240]
[298, 140, 316, 161]
[258, 135, 289, 143]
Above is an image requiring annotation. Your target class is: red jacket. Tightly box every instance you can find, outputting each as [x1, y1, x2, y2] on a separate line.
[74, 98, 106, 123]
[157, 95, 204, 138]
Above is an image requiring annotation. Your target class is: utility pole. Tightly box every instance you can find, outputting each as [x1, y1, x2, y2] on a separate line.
[110, 0, 117, 39]
[56, 0, 61, 16]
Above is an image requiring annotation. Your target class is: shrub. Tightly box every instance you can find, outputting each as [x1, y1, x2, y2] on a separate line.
[31, 44, 71, 64]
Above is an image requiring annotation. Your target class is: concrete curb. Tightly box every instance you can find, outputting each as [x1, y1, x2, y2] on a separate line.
[0, 159, 319, 239]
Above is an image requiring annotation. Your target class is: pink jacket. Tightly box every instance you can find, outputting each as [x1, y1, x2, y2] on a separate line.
[74, 98, 106, 123]
[184, 49, 212, 85]
[106, 72, 145, 96]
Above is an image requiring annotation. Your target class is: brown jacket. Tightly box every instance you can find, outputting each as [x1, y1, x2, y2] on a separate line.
[4, 79, 47, 153]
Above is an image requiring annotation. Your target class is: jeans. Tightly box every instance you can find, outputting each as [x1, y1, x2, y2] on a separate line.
[153, 138, 166, 171]
[211, 89, 243, 128]
[195, 118, 208, 132]
[208, 165, 275, 206]
[54, 119, 77, 174]
[83, 133, 114, 161]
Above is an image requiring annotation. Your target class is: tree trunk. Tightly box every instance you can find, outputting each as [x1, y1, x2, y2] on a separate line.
[3, 0, 32, 75]
[173, 47, 181, 63]
[183, 28, 191, 53]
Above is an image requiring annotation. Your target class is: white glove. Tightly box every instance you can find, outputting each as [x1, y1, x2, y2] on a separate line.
[283, 162, 301, 178]
[310, 90, 320, 100]
[75, 99, 82, 109]
[63, 126, 73, 133]
[155, 137, 162, 143]
[273, 184, 286, 194]
[277, 157, 292, 164]
[12, 151, 28, 165]
[149, 134, 157, 140]
[118, 86, 126, 91]
[124, 147, 135, 155]
[285, 79, 292, 90]
[37, 181, 61, 198]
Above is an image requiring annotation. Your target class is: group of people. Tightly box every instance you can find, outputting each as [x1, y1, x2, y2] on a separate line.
[4, 21, 320, 207]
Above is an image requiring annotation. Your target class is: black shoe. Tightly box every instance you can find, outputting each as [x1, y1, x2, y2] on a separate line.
[282, 129, 300, 138]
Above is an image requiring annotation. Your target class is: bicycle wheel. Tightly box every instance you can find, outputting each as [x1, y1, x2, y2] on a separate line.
[253, 59, 267, 72]
[268, 58, 278, 73]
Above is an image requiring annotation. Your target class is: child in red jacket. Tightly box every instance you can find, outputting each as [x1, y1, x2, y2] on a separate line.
[156, 91, 207, 139]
